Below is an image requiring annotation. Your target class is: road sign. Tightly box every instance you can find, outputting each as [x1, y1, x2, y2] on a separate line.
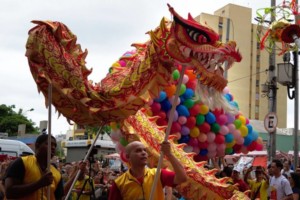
[264, 112, 278, 133]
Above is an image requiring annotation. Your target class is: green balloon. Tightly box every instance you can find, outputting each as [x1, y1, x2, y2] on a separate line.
[234, 119, 242, 129]
[119, 137, 128, 146]
[196, 114, 205, 125]
[211, 123, 220, 133]
[172, 69, 180, 80]
[179, 84, 186, 95]
[184, 99, 195, 109]
[225, 148, 233, 155]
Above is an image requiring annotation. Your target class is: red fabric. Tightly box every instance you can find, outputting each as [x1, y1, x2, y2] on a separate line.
[108, 169, 175, 200]
[233, 179, 249, 192]
[252, 156, 267, 168]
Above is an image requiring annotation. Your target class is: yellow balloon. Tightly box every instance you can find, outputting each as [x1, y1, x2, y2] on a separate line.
[226, 140, 236, 148]
[238, 115, 246, 125]
[190, 127, 200, 138]
[199, 104, 209, 115]
[240, 125, 248, 137]
[112, 62, 121, 67]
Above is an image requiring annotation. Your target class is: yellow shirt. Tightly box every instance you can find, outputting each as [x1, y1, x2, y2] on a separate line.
[114, 168, 164, 200]
[248, 179, 269, 200]
[72, 176, 94, 200]
[21, 155, 61, 200]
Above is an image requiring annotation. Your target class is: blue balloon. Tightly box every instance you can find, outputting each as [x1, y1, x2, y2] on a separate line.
[224, 93, 232, 102]
[252, 130, 259, 141]
[229, 101, 239, 109]
[160, 99, 172, 112]
[200, 149, 208, 156]
[154, 91, 167, 102]
[179, 96, 186, 104]
[183, 88, 194, 99]
[225, 133, 234, 143]
[246, 124, 253, 134]
[176, 105, 190, 117]
[178, 135, 190, 143]
[205, 112, 216, 124]
[244, 135, 252, 146]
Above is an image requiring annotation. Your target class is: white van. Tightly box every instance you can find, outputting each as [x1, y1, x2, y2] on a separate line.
[0, 139, 34, 157]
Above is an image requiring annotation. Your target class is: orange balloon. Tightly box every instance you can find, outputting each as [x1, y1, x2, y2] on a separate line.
[185, 70, 196, 81]
[165, 84, 176, 97]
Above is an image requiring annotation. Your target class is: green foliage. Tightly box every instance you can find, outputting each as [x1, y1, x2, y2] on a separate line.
[0, 104, 39, 136]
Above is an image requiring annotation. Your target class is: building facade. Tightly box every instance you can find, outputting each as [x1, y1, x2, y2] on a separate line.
[195, 4, 288, 128]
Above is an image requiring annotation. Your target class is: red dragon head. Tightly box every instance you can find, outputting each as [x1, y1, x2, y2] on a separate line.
[149, 4, 242, 92]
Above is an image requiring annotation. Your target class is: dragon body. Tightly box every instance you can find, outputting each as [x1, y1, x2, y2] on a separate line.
[25, 5, 252, 199]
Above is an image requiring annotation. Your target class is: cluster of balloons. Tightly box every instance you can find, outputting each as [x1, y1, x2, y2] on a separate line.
[108, 52, 264, 162]
[148, 65, 264, 161]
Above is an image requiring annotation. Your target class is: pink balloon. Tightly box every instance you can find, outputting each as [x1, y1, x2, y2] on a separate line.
[223, 86, 230, 94]
[219, 125, 229, 135]
[246, 118, 250, 124]
[208, 142, 217, 151]
[236, 136, 244, 145]
[198, 133, 207, 143]
[206, 132, 216, 143]
[216, 114, 228, 126]
[119, 60, 126, 67]
[178, 116, 187, 125]
[183, 75, 189, 84]
[217, 143, 226, 152]
[233, 130, 241, 139]
[207, 151, 217, 158]
[227, 123, 236, 133]
[169, 96, 181, 106]
[226, 113, 235, 123]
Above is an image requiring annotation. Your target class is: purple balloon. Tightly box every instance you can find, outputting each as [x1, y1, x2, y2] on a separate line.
[181, 126, 190, 136]
[226, 113, 235, 124]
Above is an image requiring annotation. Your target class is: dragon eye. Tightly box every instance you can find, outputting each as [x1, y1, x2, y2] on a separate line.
[187, 29, 208, 43]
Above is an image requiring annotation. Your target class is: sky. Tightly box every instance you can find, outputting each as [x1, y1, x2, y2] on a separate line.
[1, 0, 292, 136]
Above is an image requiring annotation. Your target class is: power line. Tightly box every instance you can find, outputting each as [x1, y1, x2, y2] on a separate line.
[228, 69, 269, 83]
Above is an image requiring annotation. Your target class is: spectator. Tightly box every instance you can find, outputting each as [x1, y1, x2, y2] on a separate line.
[269, 159, 293, 200]
[71, 161, 95, 200]
[289, 172, 300, 200]
[281, 160, 294, 178]
[231, 167, 249, 192]
[108, 141, 187, 199]
[244, 166, 269, 200]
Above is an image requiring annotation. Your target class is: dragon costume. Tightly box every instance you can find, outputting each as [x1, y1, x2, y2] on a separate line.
[25, 4, 251, 199]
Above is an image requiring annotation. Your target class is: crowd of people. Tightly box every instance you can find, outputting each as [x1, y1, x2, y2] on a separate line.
[0, 134, 300, 200]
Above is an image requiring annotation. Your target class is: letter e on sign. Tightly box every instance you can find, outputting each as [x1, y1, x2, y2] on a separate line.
[264, 112, 278, 133]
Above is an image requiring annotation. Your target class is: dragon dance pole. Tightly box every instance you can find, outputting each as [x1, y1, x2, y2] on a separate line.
[149, 65, 186, 200]
[47, 84, 52, 200]
[64, 124, 105, 200]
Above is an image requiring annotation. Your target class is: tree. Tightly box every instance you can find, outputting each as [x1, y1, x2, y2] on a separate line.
[0, 104, 39, 136]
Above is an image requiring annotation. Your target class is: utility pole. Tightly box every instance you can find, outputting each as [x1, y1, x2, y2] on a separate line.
[268, 0, 277, 162]
[293, 0, 299, 169]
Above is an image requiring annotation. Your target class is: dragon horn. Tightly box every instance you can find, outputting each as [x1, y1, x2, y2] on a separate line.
[160, 17, 167, 32]
[148, 30, 160, 46]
